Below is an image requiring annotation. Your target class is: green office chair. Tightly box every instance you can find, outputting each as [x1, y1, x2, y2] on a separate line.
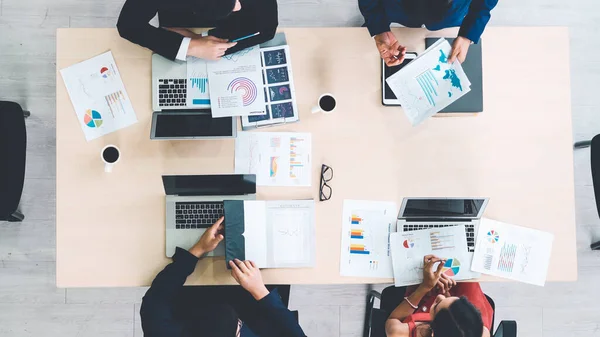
[363, 286, 517, 337]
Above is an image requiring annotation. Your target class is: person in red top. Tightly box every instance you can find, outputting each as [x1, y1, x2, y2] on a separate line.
[386, 255, 493, 337]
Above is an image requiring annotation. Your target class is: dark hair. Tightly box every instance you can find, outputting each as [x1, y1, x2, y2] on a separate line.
[401, 0, 454, 23]
[428, 297, 484, 337]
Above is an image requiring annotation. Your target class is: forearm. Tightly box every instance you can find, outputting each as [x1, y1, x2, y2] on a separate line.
[164, 27, 198, 39]
[258, 289, 307, 337]
[388, 285, 430, 321]
[458, 0, 498, 43]
[358, 0, 390, 36]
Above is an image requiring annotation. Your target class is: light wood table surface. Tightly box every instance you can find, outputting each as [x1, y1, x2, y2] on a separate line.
[56, 27, 576, 287]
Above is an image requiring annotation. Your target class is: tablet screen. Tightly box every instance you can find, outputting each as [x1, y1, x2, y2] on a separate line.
[383, 58, 414, 100]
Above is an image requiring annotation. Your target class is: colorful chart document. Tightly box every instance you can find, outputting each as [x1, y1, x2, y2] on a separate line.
[390, 225, 479, 287]
[234, 132, 312, 186]
[206, 46, 265, 117]
[186, 56, 211, 108]
[471, 218, 554, 286]
[339, 200, 398, 278]
[60, 51, 138, 141]
[386, 38, 471, 126]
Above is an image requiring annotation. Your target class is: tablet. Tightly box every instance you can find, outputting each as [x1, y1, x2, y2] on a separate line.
[382, 52, 417, 106]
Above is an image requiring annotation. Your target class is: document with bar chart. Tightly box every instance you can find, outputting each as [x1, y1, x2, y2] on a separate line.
[339, 200, 398, 278]
[390, 225, 479, 287]
[186, 56, 211, 108]
[471, 218, 553, 286]
[234, 132, 311, 186]
[386, 38, 471, 126]
[60, 51, 138, 141]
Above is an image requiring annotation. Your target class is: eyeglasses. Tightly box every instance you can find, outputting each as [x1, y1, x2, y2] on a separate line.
[320, 164, 333, 201]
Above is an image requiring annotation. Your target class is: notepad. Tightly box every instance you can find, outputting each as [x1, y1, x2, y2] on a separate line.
[224, 200, 316, 269]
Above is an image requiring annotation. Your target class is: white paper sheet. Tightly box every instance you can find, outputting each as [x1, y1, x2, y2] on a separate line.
[267, 201, 315, 266]
[386, 38, 471, 126]
[471, 218, 554, 286]
[206, 46, 265, 117]
[60, 51, 138, 141]
[186, 56, 211, 108]
[242, 201, 268, 267]
[235, 132, 312, 187]
[339, 200, 398, 278]
[390, 225, 479, 287]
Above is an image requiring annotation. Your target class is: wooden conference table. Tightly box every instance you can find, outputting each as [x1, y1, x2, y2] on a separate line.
[56, 27, 575, 287]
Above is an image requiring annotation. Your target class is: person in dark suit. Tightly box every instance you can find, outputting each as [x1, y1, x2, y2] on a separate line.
[117, 0, 278, 61]
[140, 217, 306, 337]
[359, 0, 497, 65]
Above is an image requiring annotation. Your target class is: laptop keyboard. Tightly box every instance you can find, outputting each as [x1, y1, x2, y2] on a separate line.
[403, 223, 476, 252]
[159, 79, 187, 107]
[175, 202, 224, 229]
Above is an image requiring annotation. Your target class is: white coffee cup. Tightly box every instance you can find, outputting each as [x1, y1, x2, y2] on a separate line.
[101, 145, 120, 173]
[311, 93, 337, 114]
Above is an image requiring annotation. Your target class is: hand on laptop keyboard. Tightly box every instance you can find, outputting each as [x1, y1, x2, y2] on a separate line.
[188, 216, 225, 257]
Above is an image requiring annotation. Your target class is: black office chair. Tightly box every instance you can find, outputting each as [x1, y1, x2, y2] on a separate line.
[363, 286, 517, 337]
[0, 101, 29, 222]
[574, 134, 600, 250]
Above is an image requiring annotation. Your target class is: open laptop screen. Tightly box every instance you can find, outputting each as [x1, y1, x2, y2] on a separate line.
[400, 198, 487, 219]
[162, 175, 256, 196]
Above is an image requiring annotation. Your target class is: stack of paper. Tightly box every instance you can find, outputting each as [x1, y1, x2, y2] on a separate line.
[386, 38, 471, 126]
[390, 226, 480, 287]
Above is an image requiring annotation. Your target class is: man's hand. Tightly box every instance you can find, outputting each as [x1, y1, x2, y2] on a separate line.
[188, 36, 237, 60]
[421, 255, 446, 291]
[436, 273, 456, 296]
[189, 217, 224, 258]
[229, 259, 270, 301]
[374, 31, 407, 67]
[448, 36, 471, 64]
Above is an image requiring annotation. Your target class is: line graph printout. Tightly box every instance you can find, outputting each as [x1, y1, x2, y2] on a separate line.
[471, 218, 553, 286]
[206, 46, 265, 117]
[340, 200, 398, 278]
[235, 132, 312, 186]
[386, 38, 471, 126]
[390, 225, 479, 287]
[186, 56, 211, 107]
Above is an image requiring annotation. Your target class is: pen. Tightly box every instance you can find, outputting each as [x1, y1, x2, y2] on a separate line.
[231, 32, 261, 43]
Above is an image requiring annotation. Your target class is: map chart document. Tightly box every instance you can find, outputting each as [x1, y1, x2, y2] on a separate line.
[340, 200, 398, 278]
[390, 225, 479, 287]
[471, 218, 554, 286]
[235, 132, 312, 186]
[60, 51, 138, 141]
[386, 38, 471, 126]
[206, 46, 265, 117]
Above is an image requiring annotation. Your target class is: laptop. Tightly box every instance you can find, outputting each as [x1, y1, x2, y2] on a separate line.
[397, 197, 489, 253]
[163, 174, 256, 257]
[150, 54, 236, 140]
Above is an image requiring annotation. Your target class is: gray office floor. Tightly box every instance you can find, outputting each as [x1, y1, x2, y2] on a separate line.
[1, 0, 599, 336]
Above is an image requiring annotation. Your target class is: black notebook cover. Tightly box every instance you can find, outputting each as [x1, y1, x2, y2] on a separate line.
[426, 38, 484, 113]
[223, 200, 246, 269]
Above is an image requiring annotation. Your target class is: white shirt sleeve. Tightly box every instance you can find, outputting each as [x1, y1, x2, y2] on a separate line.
[176, 37, 192, 61]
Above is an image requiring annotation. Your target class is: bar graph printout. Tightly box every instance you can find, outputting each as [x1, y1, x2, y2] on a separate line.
[235, 132, 311, 186]
[340, 200, 398, 278]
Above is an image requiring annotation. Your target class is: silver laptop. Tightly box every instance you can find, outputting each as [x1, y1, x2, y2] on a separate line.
[162, 174, 256, 257]
[397, 197, 489, 253]
[150, 54, 236, 140]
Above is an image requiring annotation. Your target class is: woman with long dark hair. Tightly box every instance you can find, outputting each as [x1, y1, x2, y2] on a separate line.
[386, 255, 493, 337]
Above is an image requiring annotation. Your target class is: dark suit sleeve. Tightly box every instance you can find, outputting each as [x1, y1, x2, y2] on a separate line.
[140, 248, 198, 337]
[117, 0, 186, 60]
[458, 0, 498, 43]
[359, 0, 390, 37]
[257, 289, 307, 337]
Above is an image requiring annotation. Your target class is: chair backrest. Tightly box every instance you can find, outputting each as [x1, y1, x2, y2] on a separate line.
[590, 134, 600, 218]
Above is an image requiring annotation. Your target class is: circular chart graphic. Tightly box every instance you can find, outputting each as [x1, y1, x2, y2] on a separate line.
[227, 77, 258, 106]
[442, 258, 461, 277]
[83, 109, 103, 128]
[279, 86, 289, 95]
[487, 230, 500, 244]
[100, 66, 110, 78]
[402, 239, 415, 249]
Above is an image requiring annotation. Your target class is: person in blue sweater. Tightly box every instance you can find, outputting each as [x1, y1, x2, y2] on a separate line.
[140, 217, 306, 337]
[359, 0, 498, 66]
